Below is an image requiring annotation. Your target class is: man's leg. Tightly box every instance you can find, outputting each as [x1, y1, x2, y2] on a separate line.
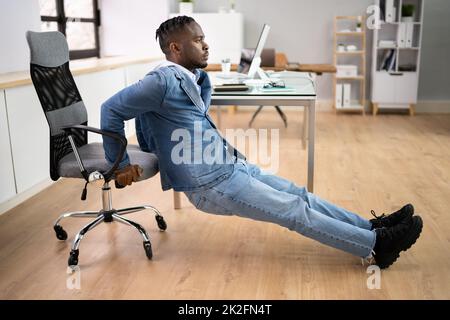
[245, 162, 372, 230]
[185, 162, 376, 258]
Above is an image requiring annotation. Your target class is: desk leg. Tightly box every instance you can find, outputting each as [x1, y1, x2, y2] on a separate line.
[217, 105, 222, 129]
[173, 191, 181, 209]
[307, 100, 315, 193]
[302, 107, 308, 150]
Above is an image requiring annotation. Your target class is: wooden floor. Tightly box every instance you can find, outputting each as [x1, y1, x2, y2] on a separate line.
[1, 109, 449, 299]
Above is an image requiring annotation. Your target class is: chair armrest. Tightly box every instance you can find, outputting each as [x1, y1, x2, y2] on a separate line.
[61, 124, 127, 181]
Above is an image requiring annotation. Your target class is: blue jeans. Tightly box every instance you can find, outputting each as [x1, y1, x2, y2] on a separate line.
[184, 159, 376, 258]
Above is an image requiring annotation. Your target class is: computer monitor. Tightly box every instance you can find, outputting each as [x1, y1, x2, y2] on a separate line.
[237, 24, 271, 79]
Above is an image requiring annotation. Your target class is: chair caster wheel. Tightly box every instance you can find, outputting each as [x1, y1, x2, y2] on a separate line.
[143, 241, 153, 260]
[68, 249, 79, 266]
[155, 215, 167, 231]
[54, 225, 68, 240]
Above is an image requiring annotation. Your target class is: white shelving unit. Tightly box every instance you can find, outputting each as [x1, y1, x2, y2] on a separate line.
[333, 16, 366, 114]
[371, 0, 424, 115]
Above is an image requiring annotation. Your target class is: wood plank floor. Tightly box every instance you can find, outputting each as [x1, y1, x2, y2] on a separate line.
[0, 109, 449, 299]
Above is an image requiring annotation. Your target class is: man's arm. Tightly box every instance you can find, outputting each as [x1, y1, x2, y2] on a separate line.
[101, 71, 166, 172]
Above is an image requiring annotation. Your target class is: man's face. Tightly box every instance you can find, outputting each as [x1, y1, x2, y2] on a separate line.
[175, 22, 209, 70]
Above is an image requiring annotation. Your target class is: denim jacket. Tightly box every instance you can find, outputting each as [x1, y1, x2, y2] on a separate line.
[101, 65, 244, 192]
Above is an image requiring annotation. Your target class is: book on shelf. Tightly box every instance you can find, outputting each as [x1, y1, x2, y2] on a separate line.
[405, 22, 414, 47]
[335, 84, 343, 108]
[343, 84, 351, 107]
[384, 0, 396, 23]
[380, 49, 396, 71]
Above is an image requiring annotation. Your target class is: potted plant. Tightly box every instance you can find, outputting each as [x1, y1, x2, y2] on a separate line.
[179, 0, 194, 15]
[401, 4, 415, 22]
[356, 21, 362, 32]
[229, 0, 236, 13]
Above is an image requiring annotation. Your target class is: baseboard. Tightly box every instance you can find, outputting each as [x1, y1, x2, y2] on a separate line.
[0, 178, 54, 216]
[415, 101, 450, 113]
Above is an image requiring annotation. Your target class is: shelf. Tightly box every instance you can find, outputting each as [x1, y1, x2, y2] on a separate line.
[380, 22, 422, 25]
[378, 47, 419, 50]
[333, 15, 366, 115]
[335, 75, 365, 80]
[336, 32, 364, 36]
[335, 51, 365, 55]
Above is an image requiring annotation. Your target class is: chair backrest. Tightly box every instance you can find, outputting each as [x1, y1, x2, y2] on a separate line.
[260, 48, 276, 67]
[26, 31, 88, 181]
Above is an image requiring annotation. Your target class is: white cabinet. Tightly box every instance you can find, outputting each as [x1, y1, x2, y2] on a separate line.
[5, 85, 49, 194]
[394, 72, 418, 103]
[0, 61, 155, 210]
[372, 71, 418, 104]
[370, 0, 424, 115]
[74, 69, 126, 142]
[0, 90, 17, 203]
[170, 13, 244, 64]
[372, 72, 396, 103]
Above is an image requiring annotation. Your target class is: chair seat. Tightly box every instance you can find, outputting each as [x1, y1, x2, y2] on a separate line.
[58, 143, 159, 181]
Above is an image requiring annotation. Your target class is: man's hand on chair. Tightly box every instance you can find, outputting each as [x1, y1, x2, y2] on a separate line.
[114, 164, 143, 187]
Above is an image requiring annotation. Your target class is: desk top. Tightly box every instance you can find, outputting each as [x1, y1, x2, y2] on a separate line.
[209, 71, 316, 97]
[205, 63, 336, 75]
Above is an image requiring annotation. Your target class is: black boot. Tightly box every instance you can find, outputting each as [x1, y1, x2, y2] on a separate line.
[370, 204, 414, 230]
[373, 215, 423, 269]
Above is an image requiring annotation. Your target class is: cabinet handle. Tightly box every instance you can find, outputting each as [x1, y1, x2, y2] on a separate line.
[389, 72, 404, 76]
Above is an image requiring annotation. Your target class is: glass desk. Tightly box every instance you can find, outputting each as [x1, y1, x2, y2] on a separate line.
[210, 71, 317, 192]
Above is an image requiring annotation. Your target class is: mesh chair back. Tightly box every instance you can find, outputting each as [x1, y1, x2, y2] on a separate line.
[26, 31, 88, 181]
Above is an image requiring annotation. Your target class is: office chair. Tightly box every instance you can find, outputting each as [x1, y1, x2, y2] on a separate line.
[248, 48, 288, 128]
[26, 31, 167, 267]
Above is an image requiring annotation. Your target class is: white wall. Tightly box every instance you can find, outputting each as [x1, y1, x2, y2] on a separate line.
[0, 0, 41, 73]
[418, 1, 450, 101]
[99, 0, 169, 57]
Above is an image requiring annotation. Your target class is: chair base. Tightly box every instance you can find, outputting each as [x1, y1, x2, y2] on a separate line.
[53, 182, 166, 267]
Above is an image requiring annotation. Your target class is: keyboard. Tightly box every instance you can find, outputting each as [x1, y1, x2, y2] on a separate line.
[213, 83, 249, 92]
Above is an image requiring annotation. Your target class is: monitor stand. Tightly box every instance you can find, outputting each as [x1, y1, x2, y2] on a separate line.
[256, 67, 270, 81]
[247, 57, 270, 81]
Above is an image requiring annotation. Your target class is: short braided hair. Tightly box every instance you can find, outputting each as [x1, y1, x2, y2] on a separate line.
[155, 16, 195, 54]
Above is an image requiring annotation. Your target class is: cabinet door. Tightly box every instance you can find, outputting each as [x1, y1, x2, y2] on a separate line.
[123, 62, 162, 138]
[5, 85, 49, 193]
[0, 90, 17, 203]
[372, 72, 396, 103]
[395, 72, 418, 104]
[74, 69, 126, 142]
